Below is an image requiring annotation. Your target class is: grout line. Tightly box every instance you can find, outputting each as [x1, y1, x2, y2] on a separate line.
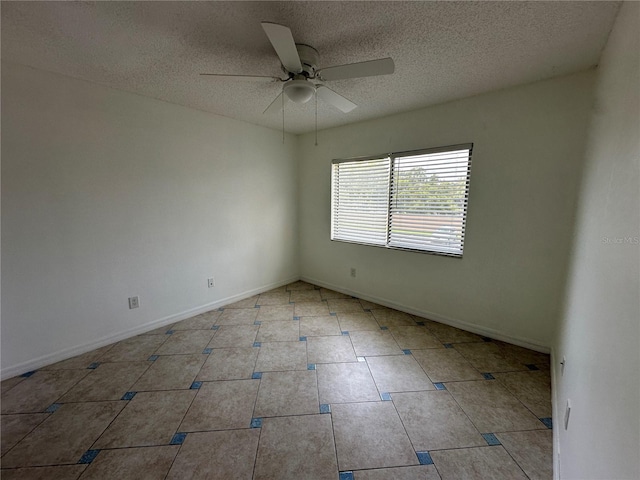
[4, 282, 552, 478]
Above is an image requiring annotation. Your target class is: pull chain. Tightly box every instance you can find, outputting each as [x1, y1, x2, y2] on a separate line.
[315, 89, 318, 146]
[282, 92, 285, 144]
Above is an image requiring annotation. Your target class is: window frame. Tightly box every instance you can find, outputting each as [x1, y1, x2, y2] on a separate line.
[331, 143, 473, 257]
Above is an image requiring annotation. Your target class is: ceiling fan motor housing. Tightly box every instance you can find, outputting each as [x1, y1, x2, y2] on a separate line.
[281, 44, 319, 103]
[294, 44, 319, 78]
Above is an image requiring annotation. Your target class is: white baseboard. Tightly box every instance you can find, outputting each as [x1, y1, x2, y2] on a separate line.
[301, 275, 551, 354]
[1, 275, 299, 380]
[4, 274, 551, 380]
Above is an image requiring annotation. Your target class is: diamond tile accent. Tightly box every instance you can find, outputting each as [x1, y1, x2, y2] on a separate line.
[320, 404, 331, 414]
[434, 382, 447, 390]
[483, 373, 495, 380]
[380, 392, 392, 401]
[170, 432, 187, 445]
[121, 391, 137, 401]
[87, 362, 100, 369]
[45, 403, 62, 413]
[78, 449, 101, 464]
[416, 451, 434, 465]
[307, 363, 316, 370]
[540, 417, 553, 429]
[148, 355, 159, 361]
[250, 417, 263, 428]
[482, 433, 501, 445]
[190, 381, 202, 390]
[252, 372, 263, 379]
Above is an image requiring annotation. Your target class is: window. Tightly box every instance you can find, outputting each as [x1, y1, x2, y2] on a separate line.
[331, 144, 473, 257]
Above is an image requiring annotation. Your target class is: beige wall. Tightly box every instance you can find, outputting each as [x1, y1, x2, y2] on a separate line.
[554, 3, 640, 478]
[1, 63, 299, 377]
[298, 71, 596, 350]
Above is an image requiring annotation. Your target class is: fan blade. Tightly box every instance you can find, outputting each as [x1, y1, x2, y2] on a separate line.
[317, 57, 394, 81]
[316, 85, 357, 113]
[263, 91, 289, 115]
[261, 22, 303, 74]
[200, 73, 283, 81]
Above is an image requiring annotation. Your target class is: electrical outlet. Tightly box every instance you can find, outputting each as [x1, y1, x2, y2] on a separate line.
[128, 296, 140, 309]
[564, 399, 571, 430]
[207, 277, 215, 288]
[350, 267, 356, 278]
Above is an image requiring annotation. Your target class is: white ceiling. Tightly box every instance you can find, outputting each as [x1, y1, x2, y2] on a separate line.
[1, 1, 620, 134]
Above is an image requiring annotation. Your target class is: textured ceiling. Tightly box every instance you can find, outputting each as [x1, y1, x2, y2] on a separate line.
[1, 1, 620, 134]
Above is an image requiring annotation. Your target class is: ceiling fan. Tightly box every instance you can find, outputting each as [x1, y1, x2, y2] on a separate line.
[201, 22, 395, 115]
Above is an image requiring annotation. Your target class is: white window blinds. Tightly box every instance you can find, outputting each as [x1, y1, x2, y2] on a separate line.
[331, 157, 390, 246]
[331, 144, 472, 257]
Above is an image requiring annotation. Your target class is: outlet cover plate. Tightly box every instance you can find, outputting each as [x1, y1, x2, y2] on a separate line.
[128, 296, 139, 309]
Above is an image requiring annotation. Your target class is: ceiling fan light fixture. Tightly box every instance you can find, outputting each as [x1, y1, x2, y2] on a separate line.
[284, 79, 315, 104]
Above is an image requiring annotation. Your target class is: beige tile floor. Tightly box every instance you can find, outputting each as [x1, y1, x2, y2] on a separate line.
[0, 281, 553, 479]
